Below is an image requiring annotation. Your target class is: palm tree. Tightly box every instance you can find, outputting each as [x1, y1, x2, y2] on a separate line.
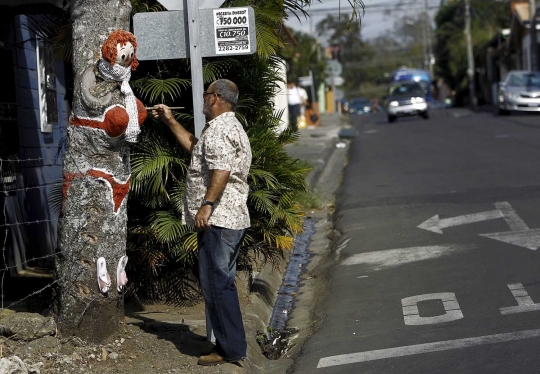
[126, 1, 314, 304]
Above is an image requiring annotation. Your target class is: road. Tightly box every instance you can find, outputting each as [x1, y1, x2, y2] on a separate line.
[291, 109, 540, 373]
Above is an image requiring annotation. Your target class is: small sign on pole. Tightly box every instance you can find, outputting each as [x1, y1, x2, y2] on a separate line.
[213, 8, 251, 55]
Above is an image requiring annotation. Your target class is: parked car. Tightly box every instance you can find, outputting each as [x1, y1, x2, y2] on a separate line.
[498, 71, 540, 115]
[348, 97, 372, 115]
[385, 81, 429, 123]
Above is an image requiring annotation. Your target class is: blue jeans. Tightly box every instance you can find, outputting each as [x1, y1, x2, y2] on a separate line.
[198, 225, 247, 361]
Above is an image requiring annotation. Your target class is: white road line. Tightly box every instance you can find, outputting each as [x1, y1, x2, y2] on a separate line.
[341, 245, 472, 270]
[317, 329, 540, 368]
[495, 202, 529, 232]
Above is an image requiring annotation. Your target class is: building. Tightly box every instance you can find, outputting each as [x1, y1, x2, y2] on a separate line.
[0, 0, 69, 277]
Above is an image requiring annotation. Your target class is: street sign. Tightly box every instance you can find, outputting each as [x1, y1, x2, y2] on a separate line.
[158, 0, 225, 10]
[133, 7, 256, 59]
[133, 2, 256, 138]
[298, 76, 313, 86]
[325, 76, 344, 86]
[325, 60, 342, 76]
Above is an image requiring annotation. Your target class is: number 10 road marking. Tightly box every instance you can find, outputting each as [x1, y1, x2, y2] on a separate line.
[402, 283, 540, 325]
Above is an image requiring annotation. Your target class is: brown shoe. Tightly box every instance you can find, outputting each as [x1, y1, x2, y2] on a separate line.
[198, 352, 227, 366]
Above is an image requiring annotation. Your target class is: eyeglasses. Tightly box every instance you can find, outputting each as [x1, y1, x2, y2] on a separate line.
[203, 91, 222, 98]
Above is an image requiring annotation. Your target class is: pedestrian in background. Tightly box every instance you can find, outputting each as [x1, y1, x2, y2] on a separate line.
[287, 80, 305, 130]
[151, 78, 252, 366]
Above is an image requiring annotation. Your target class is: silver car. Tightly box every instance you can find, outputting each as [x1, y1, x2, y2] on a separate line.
[498, 71, 540, 115]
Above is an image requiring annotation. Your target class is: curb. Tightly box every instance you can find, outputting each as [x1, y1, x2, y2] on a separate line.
[247, 117, 352, 372]
[305, 137, 339, 189]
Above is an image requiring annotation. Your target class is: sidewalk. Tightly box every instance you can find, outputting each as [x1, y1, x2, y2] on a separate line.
[285, 113, 349, 195]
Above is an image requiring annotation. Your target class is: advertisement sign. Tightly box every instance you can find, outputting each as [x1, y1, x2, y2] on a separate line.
[213, 8, 250, 55]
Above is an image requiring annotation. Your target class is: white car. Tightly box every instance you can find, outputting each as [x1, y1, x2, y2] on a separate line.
[498, 71, 540, 115]
[386, 81, 429, 123]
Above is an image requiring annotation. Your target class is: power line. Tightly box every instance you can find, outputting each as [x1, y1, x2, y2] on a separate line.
[286, 0, 441, 14]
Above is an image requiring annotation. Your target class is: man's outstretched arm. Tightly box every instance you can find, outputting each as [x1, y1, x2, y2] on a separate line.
[151, 104, 197, 154]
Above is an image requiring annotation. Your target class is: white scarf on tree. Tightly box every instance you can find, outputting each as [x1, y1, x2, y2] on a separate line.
[97, 59, 140, 143]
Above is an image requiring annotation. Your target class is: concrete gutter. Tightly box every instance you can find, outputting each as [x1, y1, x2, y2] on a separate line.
[242, 113, 352, 373]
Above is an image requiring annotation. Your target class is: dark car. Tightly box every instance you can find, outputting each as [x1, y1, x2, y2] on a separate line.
[348, 97, 372, 115]
[385, 81, 429, 123]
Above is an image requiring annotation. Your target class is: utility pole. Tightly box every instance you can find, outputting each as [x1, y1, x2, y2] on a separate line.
[530, 0, 538, 71]
[425, 0, 434, 78]
[465, 0, 477, 108]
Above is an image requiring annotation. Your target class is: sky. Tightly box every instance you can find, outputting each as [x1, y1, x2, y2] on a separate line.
[285, 0, 441, 43]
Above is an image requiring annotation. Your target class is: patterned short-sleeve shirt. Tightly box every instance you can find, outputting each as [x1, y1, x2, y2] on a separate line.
[183, 111, 252, 230]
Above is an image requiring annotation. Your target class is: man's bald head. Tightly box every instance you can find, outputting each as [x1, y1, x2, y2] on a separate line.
[211, 79, 239, 111]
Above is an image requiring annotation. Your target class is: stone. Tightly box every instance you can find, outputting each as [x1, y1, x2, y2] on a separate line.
[0, 309, 16, 320]
[0, 355, 28, 374]
[15, 336, 60, 356]
[109, 352, 119, 360]
[0, 313, 56, 341]
[101, 348, 108, 361]
[27, 361, 43, 374]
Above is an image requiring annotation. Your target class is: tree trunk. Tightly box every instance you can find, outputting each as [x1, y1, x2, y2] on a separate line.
[52, 0, 134, 342]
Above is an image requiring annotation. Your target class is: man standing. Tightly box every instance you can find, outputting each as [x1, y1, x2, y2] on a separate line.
[287, 80, 304, 130]
[152, 79, 251, 366]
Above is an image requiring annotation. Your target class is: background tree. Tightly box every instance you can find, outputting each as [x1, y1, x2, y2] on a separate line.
[312, 11, 431, 100]
[315, 14, 371, 96]
[434, 0, 512, 105]
[281, 29, 327, 87]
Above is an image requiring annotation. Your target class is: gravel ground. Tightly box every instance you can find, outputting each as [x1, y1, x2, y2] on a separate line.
[2, 297, 252, 374]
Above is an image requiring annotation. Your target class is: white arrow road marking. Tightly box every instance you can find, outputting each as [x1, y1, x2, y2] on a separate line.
[316, 329, 540, 368]
[480, 229, 540, 250]
[495, 201, 530, 231]
[417, 210, 504, 234]
[341, 245, 474, 270]
[478, 202, 540, 250]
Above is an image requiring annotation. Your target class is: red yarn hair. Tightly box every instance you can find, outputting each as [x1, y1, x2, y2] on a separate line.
[101, 29, 139, 70]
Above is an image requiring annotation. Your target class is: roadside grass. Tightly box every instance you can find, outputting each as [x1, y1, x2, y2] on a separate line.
[296, 190, 323, 210]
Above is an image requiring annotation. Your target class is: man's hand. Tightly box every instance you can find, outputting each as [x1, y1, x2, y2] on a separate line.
[195, 205, 213, 230]
[151, 104, 175, 126]
[150, 104, 196, 154]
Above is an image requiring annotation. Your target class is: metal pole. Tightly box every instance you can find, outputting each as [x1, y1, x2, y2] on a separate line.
[422, 24, 427, 70]
[531, 0, 538, 71]
[185, 0, 212, 342]
[308, 69, 316, 104]
[425, 0, 434, 78]
[186, 0, 205, 138]
[465, 0, 477, 108]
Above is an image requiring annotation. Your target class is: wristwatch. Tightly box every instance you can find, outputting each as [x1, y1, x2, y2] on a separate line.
[201, 199, 214, 207]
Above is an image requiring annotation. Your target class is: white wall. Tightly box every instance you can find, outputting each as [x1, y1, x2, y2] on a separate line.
[274, 58, 289, 133]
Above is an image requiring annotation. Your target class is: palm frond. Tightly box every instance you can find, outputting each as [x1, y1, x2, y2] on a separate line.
[131, 78, 191, 103]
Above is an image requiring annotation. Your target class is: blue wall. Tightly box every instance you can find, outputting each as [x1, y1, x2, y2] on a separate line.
[4, 13, 68, 273]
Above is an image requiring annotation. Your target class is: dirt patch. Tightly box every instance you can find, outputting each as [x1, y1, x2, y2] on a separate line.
[1, 268, 284, 373]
